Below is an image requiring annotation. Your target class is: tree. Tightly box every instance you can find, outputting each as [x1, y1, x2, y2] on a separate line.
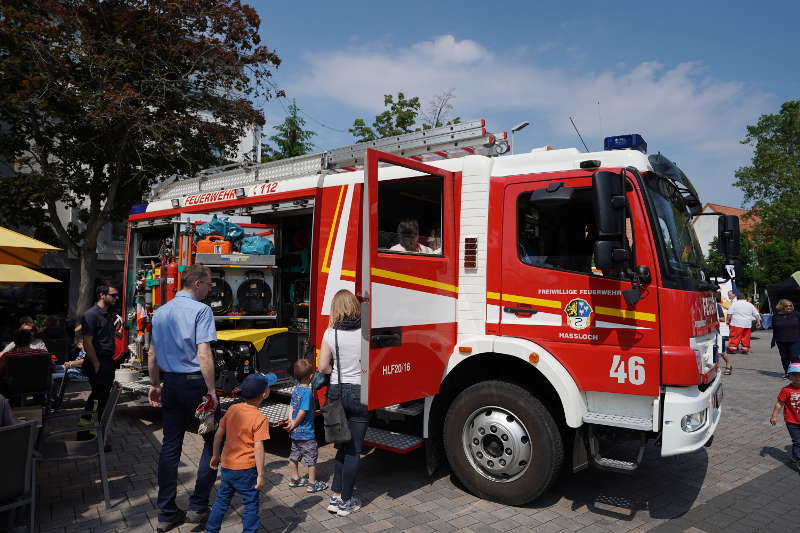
[734, 101, 800, 241]
[419, 89, 461, 129]
[261, 100, 315, 162]
[0, 1, 280, 314]
[349, 92, 421, 142]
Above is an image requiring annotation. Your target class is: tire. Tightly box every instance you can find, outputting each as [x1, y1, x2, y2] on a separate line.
[443, 380, 563, 505]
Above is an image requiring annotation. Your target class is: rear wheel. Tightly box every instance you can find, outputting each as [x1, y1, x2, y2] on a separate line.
[443, 380, 563, 505]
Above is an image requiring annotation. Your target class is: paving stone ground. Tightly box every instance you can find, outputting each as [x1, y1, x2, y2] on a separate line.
[35, 335, 800, 532]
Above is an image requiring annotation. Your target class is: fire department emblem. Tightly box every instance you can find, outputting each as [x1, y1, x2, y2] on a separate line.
[564, 298, 593, 330]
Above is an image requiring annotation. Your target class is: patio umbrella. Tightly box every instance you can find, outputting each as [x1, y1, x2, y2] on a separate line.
[0, 226, 61, 266]
[0, 264, 61, 284]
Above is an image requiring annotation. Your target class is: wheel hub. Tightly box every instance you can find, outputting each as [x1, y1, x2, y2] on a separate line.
[462, 406, 532, 482]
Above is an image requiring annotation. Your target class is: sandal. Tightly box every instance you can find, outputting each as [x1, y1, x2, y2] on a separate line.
[288, 475, 308, 488]
[307, 480, 328, 493]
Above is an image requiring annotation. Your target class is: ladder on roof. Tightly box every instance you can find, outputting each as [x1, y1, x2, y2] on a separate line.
[151, 119, 508, 200]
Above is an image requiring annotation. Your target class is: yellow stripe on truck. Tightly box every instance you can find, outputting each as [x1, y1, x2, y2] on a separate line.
[371, 268, 458, 294]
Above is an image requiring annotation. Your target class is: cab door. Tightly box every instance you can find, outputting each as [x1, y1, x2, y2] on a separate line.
[497, 173, 662, 396]
[361, 149, 458, 409]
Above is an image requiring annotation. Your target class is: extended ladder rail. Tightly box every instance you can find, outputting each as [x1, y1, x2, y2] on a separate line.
[150, 119, 506, 201]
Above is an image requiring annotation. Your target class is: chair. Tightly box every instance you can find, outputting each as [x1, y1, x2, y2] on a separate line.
[4, 353, 52, 407]
[0, 420, 38, 533]
[36, 382, 122, 509]
[47, 370, 70, 416]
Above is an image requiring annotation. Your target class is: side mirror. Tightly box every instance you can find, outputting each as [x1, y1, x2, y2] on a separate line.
[594, 240, 629, 272]
[592, 170, 627, 237]
[718, 214, 740, 261]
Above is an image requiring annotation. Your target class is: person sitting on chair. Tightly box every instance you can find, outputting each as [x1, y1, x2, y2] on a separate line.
[389, 219, 434, 254]
[0, 328, 53, 377]
[1, 316, 47, 355]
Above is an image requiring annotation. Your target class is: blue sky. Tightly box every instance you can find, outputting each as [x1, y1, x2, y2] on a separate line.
[252, 1, 798, 207]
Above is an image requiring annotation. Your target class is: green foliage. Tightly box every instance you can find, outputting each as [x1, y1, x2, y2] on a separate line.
[734, 100, 800, 241]
[261, 100, 315, 162]
[0, 0, 280, 312]
[349, 93, 421, 142]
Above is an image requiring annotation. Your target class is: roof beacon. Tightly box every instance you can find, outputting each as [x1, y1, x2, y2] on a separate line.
[604, 134, 647, 154]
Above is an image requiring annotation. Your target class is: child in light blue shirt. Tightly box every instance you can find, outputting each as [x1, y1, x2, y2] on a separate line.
[281, 359, 326, 493]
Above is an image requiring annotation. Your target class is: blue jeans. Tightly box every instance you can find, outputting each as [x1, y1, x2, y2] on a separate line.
[787, 422, 800, 462]
[205, 467, 260, 533]
[157, 372, 219, 521]
[328, 383, 369, 500]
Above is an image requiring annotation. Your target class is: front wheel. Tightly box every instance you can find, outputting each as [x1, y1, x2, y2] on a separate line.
[443, 380, 563, 505]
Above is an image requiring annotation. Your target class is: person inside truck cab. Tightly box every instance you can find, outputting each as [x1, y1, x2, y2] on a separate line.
[389, 219, 435, 254]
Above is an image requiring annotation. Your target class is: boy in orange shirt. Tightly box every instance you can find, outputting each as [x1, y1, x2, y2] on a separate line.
[206, 373, 275, 533]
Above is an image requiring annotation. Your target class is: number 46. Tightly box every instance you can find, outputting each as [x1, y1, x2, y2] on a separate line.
[610, 355, 645, 385]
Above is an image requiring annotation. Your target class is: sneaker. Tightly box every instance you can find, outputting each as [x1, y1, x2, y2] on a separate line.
[307, 480, 327, 493]
[288, 474, 309, 487]
[337, 496, 362, 516]
[156, 509, 186, 532]
[185, 508, 209, 524]
[327, 495, 341, 513]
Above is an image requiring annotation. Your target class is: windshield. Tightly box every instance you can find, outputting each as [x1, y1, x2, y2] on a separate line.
[642, 173, 706, 290]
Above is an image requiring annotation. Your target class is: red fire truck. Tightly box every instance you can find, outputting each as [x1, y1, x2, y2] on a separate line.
[121, 121, 736, 505]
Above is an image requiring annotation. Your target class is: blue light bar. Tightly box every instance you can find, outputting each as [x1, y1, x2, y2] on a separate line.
[129, 203, 148, 215]
[604, 134, 647, 154]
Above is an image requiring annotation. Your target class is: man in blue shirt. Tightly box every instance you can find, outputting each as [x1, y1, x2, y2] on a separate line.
[148, 264, 218, 531]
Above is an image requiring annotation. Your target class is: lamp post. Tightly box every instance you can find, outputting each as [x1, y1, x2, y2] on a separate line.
[511, 121, 530, 155]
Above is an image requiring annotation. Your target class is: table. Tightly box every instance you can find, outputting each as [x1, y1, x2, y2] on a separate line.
[12, 406, 44, 427]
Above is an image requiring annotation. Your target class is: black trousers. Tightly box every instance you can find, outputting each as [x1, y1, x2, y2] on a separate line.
[83, 355, 116, 417]
[776, 341, 800, 374]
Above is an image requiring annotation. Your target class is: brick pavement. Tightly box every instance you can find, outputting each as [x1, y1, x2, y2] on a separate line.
[35, 335, 800, 532]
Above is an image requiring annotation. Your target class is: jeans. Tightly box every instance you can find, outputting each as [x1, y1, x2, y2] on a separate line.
[328, 383, 369, 501]
[83, 355, 115, 416]
[776, 341, 800, 374]
[157, 372, 218, 521]
[205, 467, 260, 533]
[786, 422, 800, 462]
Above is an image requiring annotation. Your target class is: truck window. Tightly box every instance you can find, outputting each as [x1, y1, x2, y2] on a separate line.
[517, 186, 633, 278]
[378, 177, 443, 256]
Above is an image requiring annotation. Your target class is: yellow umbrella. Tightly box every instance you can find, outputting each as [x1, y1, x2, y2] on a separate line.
[0, 226, 61, 266]
[0, 264, 61, 284]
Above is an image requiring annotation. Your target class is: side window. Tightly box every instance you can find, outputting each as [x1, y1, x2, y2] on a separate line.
[378, 177, 443, 256]
[517, 186, 634, 278]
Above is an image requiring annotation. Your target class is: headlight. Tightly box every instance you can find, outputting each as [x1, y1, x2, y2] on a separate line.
[235, 343, 251, 356]
[681, 409, 707, 432]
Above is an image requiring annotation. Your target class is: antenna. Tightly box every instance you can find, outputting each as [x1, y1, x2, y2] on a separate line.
[569, 116, 589, 152]
[596, 100, 604, 150]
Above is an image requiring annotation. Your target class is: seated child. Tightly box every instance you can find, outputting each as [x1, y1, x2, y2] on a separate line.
[282, 359, 326, 492]
[206, 373, 276, 533]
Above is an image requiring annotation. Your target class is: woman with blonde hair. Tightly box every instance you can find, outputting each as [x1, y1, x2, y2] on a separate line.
[772, 298, 800, 378]
[317, 289, 367, 516]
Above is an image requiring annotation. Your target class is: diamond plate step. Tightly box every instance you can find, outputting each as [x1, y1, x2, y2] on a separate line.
[363, 428, 423, 454]
[593, 457, 638, 471]
[583, 412, 653, 431]
[379, 402, 424, 417]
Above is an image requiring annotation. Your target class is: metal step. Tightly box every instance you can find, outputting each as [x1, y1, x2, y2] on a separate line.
[583, 412, 653, 431]
[587, 426, 647, 474]
[363, 428, 423, 454]
[379, 402, 424, 417]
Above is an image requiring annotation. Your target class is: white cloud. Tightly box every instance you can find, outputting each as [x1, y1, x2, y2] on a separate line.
[285, 34, 772, 206]
[289, 35, 769, 156]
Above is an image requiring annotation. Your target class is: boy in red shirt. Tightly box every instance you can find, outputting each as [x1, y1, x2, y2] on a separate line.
[206, 373, 276, 533]
[770, 362, 800, 470]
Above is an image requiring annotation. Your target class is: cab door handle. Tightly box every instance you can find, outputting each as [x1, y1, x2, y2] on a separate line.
[504, 306, 538, 316]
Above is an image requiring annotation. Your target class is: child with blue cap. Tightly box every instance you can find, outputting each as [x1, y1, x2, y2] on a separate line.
[770, 363, 800, 472]
[206, 373, 276, 533]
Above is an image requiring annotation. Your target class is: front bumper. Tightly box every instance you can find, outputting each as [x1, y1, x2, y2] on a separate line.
[660, 370, 723, 456]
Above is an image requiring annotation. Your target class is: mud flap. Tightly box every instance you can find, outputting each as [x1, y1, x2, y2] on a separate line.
[425, 437, 444, 476]
[571, 426, 589, 473]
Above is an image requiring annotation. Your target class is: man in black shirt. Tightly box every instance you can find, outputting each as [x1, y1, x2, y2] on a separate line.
[81, 285, 119, 424]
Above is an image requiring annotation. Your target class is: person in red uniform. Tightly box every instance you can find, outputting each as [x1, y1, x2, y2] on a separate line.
[770, 363, 800, 470]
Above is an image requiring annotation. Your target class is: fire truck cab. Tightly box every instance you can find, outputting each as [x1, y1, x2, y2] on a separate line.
[123, 123, 735, 505]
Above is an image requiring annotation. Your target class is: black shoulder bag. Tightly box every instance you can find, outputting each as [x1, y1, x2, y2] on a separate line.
[321, 328, 352, 443]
